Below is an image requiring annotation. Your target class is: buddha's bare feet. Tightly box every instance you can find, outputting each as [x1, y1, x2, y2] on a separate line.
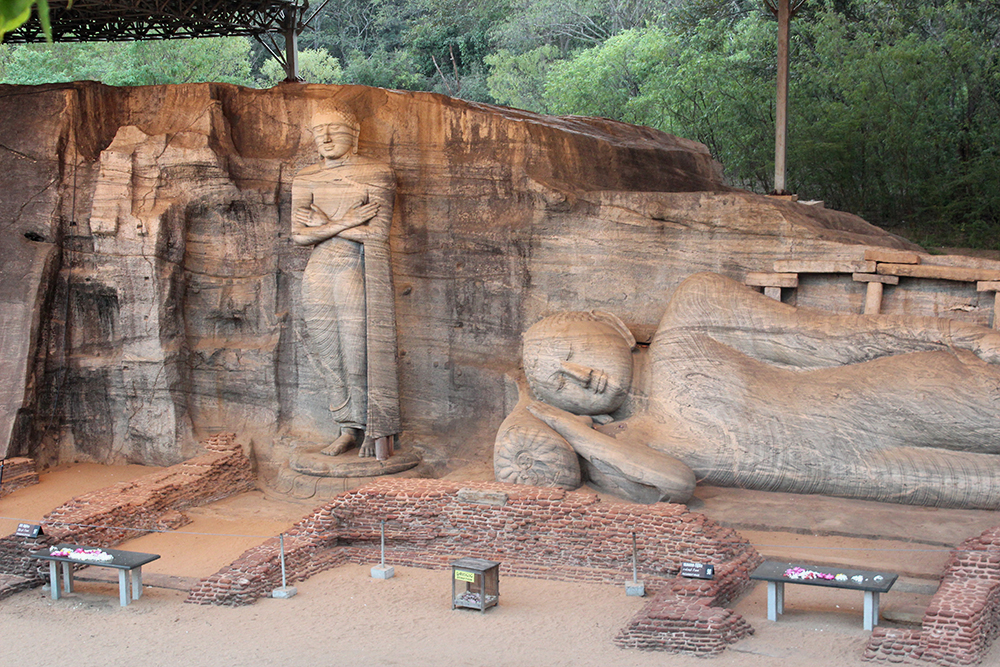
[321, 430, 358, 456]
[359, 437, 376, 458]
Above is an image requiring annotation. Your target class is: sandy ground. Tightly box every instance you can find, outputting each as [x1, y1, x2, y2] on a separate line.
[1, 464, 998, 667]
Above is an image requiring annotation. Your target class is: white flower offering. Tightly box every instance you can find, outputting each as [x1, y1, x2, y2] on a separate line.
[49, 546, 114, 562]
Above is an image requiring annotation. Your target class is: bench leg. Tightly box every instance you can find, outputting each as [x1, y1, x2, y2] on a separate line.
[864, 591, 879, 631]
[767, 581, 784, 621]
[118, 569, 130, 607]
[61, 562, 73, 593]
[131, 567, 143, 601]
[48, 561, 61, 600]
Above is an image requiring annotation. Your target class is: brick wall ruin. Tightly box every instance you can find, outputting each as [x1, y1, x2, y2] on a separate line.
[186, 478, 761, 655]
[15, 449, 1000, 661]
[614, 591, 754, 655]
[0, 457, 38, 498]
[0, 433, 254, 600]
[866, 526, 1000, 665]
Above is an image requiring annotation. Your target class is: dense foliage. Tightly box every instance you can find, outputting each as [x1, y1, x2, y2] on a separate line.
[1, 0, 998, 248]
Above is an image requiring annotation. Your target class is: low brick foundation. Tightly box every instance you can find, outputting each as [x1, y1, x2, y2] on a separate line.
[0, 457, 39, 498]
[0, 433, 254, 601]
[614, 592, 754, 655]
[187, 478, 762, 655]
[864, 526, 1000, 665]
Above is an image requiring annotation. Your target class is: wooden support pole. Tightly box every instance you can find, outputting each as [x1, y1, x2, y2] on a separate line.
[773, 0, 790, 195]
[283, 8, 301, 82]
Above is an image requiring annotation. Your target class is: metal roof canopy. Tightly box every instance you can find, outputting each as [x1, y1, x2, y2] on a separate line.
[1, 0, 321, 80]
[3, 0, 306, 42]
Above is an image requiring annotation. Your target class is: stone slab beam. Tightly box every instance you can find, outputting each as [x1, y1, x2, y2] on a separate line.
[744, 272, 798, 302]
[852, 273, 900, 285]
[744, 272, 799, 288]
[878, 264, 1000, 282]
[773, 259, 875, 274]
[864, 249, 921, 264]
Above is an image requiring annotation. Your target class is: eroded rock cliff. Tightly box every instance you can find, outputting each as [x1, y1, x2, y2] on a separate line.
[1, 81, 955, 487]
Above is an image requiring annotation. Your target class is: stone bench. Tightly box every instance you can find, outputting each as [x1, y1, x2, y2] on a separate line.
[750, 560, 897, 631]
[30, 544, 160, 607]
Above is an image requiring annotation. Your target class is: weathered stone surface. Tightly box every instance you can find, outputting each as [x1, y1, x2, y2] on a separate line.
[456, 488, 508, 505]
[2, 80, 984, 492]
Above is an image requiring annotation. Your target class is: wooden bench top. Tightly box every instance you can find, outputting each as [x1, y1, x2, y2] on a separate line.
[750, 560, 897, 593]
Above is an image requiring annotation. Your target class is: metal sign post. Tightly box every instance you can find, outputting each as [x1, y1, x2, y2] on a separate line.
[372, 520, 395, 579]
[272, 533, 298, 598]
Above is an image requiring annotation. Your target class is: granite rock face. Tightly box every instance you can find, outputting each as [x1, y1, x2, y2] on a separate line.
[0, 81, 948, 486]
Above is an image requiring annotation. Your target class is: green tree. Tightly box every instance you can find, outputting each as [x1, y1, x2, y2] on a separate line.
[492, 0, 680, 54]
[0, 37, 257, 86]
[485, 44, 559, 111]
[543, 28, 671, 121]
[788, 2, 1000, 245]
[396, 0, 510, 100]
[302, 0, 508, 100]
[626, 16, 776, 191]
[298, 0, 413, 61]
[260, 47, 344, 86]
[538, 18, 775, 190]
[341, 48, 425, 89]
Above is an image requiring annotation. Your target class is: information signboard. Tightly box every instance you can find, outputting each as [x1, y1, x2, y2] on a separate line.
[680, 562, 715, 580]
[15, 523, 42, 538]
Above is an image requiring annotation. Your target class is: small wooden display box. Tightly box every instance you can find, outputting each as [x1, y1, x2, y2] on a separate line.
[451, 557, 500, 613]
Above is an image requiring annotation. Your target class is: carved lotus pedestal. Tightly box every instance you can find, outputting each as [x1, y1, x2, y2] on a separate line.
[269, 444, 422, 500]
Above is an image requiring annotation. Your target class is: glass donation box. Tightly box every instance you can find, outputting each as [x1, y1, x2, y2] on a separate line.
[451, 557, 500, 613]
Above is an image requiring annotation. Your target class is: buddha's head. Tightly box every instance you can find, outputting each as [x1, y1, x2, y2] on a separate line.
[523, 311, 635, 416]
[310, 103, 360, 161]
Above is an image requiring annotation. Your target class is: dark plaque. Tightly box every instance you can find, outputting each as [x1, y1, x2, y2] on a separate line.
[15, 523, 42, 538]
[680, 562, 715, 580]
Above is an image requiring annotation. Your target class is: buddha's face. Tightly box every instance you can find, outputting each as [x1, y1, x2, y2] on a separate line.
[311, 112, 357, 160]
[523, 316, 633, 415]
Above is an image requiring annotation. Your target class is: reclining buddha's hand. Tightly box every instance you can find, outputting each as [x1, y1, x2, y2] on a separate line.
[527, 401, 595, 435]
